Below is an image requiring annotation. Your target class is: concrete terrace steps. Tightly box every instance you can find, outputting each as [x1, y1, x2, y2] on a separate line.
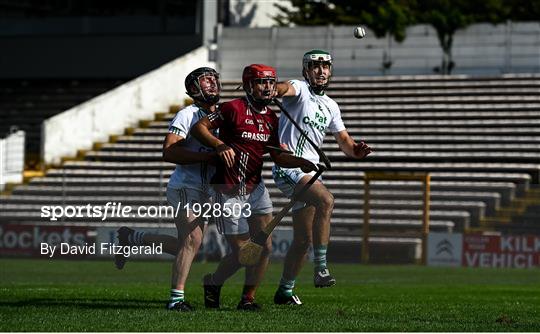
[217, 95, 540, 105]
[0, 192, 497, 217]
[100, 141, 540, 154]
[0, 197, 484, 217]
[57, 160, 540, 183]
[44, 168, 530, 184]
[268, 199, 481, 226]
[334, 104, 540, 111]
[28, 177, 168, 187]
[82, 149, 540, 164]
[2, 74, 538, 236]
[219, 87, 540, 98]
[0, 195, 166, 206]
[220, 76, 540, 88]
[11, 181, 513, 195]
[159, 111, 540, 123]
[0, 212, 455, 238]
[272, 181, 516, 206]
[114, 134, 540, 145]
[13, 169, 507, 187]
[160, 110, 540, 123]
[4, 177, 504, 204]
[146, 119, 540, 129]
[22, 176, 515, 201]
[0, 206, 463, 231]
[44, 168, 166, 178]
[255, 213, 462, 231]
[220, 81, 540, 91]
[130, 127, 540, 136]
[168, 103, 540, 113]
[10, 179, 511, 218]
[32, 169, 527, 189]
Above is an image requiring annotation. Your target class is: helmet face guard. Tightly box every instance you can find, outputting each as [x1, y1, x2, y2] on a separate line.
[185, 67, 221, 105]
[242, 64, 277, 108]
[302, 49, 333, 94]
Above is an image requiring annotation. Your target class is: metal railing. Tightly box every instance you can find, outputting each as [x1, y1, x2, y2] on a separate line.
[362, 172, 431, 265]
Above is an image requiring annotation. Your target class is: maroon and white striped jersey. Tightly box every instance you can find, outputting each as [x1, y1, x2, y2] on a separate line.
[208, 97, 279, 195]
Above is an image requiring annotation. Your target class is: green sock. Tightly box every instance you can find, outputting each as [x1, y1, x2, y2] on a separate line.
[313, 245, 328, 272]
[278, 277, 295, 297]
[169, 289, 184, 305]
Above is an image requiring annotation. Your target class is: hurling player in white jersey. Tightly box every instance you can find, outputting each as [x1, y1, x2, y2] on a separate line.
[115, 67, 221, 312]
[272, 50, 372, 305]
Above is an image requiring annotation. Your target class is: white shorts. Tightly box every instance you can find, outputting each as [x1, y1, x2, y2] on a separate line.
[272, 165, 322, 211]
[166, 187, 212, 224]
[211, 181, 273, 235]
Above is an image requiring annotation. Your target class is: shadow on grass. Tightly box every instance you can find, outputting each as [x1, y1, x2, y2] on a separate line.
[0, 298, 165, 310]
[0, 298, 247, 313]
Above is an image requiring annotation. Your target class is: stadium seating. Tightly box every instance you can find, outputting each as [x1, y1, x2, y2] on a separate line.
[1, 74, 539, 262]
[0, 79, 123, 166]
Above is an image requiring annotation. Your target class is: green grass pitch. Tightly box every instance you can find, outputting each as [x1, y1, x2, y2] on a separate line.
[1, 258, 539, 332]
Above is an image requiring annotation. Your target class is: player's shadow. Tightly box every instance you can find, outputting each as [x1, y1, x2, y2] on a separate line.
[0, 298, 165, 310]
[1, 298, 255, 312]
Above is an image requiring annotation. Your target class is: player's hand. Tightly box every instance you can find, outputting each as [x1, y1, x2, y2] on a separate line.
[299, 158, 318, 173]
[216, 144, 236, 168]
[352, 141, 372, 159]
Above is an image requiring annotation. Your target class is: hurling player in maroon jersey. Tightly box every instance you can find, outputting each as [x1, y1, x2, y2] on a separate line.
[192, 64, 317, 310]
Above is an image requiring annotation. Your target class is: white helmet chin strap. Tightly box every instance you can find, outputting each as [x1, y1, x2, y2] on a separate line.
[304, 69, 330, 94]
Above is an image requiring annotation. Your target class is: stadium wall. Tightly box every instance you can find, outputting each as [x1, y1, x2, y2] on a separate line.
[217, 22, 540, 79]
[0, 130, 25, 191]
[42, 47, 215, 165]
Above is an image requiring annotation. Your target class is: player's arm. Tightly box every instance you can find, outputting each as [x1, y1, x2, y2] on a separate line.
[334, 130, 373, 159]
[191, 117, 236, 168]
[275, 81, 296, 97]
[162, 133, 216, 165]
[269, 150, 317, 172]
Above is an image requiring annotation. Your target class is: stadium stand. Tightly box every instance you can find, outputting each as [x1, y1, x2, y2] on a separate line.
[0, 79, 123, 167]
[1, 74, 539, 262]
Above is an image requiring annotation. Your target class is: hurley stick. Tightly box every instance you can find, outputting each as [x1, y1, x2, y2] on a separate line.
[238, 164, 327, 266]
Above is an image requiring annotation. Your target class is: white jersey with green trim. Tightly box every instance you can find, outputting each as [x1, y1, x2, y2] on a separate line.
[167, 104, 216, 192]
[279, 79, 346, 164]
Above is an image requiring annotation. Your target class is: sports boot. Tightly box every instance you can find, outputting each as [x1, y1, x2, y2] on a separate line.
[114, 226, 134, 269]
[274, 290, 302, 305]
[167, 301, 194, 312]
[314, 268, 336, 288]
[237, 298, 262, 311]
